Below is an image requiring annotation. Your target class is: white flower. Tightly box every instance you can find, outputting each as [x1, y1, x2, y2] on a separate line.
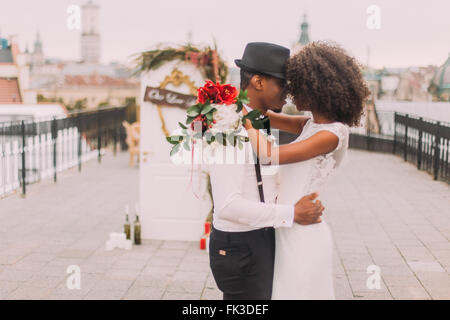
[210, 104, 241, 134]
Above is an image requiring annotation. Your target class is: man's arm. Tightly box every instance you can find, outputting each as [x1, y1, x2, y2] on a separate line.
[208, 159, 323, 229]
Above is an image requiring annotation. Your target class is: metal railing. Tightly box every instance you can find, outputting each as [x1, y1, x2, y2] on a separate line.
[349, 111, 450, 183]
[0, 106, 127, 198]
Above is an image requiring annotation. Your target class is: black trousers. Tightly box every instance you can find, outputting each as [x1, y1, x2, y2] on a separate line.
[209, 226, 275, 300]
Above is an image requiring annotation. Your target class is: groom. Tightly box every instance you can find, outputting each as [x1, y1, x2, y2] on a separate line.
[208, 42, 324, 300]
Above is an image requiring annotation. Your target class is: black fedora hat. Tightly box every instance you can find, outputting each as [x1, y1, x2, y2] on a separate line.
[235, 42, 290, 80]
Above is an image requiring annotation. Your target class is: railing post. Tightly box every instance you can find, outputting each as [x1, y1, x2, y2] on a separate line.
[97, 112, 102, 163]
[393, 112, 397, 154]
[52, 117, 57, 182]
[77, 116, 82, 172]
[404, 114, 409, 162]
[113, 108, 118, 156]
[366, 111, 372, 151]
[433, 122, 441, 180]
[20, 120, 26, 197]
[417, 117, 423, 170]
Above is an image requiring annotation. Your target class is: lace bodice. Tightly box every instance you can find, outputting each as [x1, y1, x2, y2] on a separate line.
[277, 119, 349, 204]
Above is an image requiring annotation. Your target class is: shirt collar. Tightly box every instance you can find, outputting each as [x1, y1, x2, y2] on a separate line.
[243, 104, 253, 112]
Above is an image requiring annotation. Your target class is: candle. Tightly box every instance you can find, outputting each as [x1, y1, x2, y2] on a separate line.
[205, 222, 211, 235]
[200, 237, 206, 250]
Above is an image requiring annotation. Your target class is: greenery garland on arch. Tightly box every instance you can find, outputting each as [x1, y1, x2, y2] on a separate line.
[133, 44, 228, 83]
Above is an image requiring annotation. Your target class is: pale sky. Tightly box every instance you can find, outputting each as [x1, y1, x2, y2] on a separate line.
[1, 0, 449, 68]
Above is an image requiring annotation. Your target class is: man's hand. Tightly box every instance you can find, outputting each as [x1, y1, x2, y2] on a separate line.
[293, 192, 324, 225]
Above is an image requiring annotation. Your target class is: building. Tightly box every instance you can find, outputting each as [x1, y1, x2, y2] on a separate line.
[292, 14, 311, 55]
[364, 66, 436, 102]
[37, 72, 139, 109]
[0, 37, 34, 104]
[428, 54, 450, 101]
[30, 32, 45, 68]
[81, 0, 101, 64]
[20, 0, 139, 111]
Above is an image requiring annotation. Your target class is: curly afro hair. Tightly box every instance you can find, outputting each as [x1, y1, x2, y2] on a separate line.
[286, 41, 370, 127]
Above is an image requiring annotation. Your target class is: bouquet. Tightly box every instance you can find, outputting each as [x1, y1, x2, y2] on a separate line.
[167, 80, 268, 157]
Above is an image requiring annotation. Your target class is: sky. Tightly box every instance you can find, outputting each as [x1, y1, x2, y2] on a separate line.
[1, 0, 449, 68]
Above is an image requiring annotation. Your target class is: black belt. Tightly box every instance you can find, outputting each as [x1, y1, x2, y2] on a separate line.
[211, 225, 273, 243]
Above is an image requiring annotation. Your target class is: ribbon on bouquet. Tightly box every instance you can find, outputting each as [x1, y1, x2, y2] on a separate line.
[187, 137, 201, 200]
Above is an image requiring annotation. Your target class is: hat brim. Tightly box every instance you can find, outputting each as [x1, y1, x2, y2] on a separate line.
[234, 59, 286, 80]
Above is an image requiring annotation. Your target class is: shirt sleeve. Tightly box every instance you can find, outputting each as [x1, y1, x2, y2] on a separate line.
[208, 154, 294, 229]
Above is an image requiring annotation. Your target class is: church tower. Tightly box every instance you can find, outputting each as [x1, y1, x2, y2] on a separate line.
[80, 0, 101, 63]
[292, 14, 311, 55]
[299, 14, 310, 46]
[31, 32, 44, 67]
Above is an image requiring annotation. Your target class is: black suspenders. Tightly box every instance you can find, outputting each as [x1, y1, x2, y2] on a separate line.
[254, 121, 271, 203]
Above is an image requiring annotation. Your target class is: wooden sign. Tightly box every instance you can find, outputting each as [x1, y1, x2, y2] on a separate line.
[144, 86, 197, 109]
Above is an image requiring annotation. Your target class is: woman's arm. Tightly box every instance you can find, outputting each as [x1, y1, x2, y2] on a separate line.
[266, 110, 310, 135]
[244, 120, 339, 165]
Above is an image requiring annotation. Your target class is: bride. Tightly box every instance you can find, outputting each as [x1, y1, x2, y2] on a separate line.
[242, 41, 370, 299]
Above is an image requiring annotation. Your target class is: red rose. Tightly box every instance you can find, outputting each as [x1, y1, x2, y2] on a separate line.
[197, 87, 211, 104]
[219, 84, 238, 105]
[197, 80, 221, 104]
[196, 81, 238, 105]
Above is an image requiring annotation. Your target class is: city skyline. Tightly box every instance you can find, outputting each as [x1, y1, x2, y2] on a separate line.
[1, 0, 449, 68]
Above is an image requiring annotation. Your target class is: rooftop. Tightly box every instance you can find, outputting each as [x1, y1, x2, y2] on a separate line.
[0, 149, 448, 299]
[0, 78, 22, 104]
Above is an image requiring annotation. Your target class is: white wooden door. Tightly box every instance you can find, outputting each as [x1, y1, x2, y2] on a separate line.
[139, 60, 211, 241]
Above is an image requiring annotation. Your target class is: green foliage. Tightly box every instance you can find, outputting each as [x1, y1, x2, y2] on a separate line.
[242, 109, 268, 129]
[167, 89, 262, 156]
[133, 44, 228, 83]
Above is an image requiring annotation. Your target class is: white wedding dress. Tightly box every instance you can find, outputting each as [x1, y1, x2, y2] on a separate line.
[271, 119, 349, 300]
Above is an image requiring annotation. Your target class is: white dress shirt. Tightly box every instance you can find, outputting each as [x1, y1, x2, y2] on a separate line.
[205, 105, 294, 232]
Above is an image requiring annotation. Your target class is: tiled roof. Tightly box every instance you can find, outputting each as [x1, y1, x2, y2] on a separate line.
[0, 78, 22, 103]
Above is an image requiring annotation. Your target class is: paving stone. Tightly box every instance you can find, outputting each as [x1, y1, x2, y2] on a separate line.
[84, 288, 126, 300]
[140, 265, 177, 277]
[25, 275, 64, 288]
[172, 271, 208, 282]
[94, 278, 134, 291]
[163, 292, 202, 300]
[166, 280, 205, 294]
[407, 261, 446, 273]
[103, 268, 141, 281]
[201, 287, 223, 300]
[0, 281, 21, 299]
[147, 256, 183, 267]
[1, 150, 448, 300]
[389, 286, 431, 300]
[133, 274, 171, 288]
[123, 285, 165, 300]
[6, 285, 53, 300]
[382, 275, 422, 287]
[0, 255, 24, 265]
[352, 291, 393, 300]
